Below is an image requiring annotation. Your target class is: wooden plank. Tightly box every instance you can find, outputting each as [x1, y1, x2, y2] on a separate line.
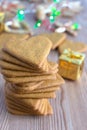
[0, 0, 87, 130]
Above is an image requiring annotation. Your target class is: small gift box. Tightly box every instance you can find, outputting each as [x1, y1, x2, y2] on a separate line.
[0, 12, 5, 33]
[58, 49, 85, 80]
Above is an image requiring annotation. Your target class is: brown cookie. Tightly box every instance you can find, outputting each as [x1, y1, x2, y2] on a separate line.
[16, 81, 44, 91]
[46, 100, 53, 115]
[2, 51, 51, 72]
[39, 100, 53, 115]
[7, 100, 49, 116]
[0, 60, 58, 77]
[6, 95, 48, 115]
[34, 74, 65, 90]
[3, 36, 52, 67]
[58, 39, 87, 54]
[5, 83, 56, 99]
[5, 91, 44, 111]
[0, 60, 33, 72]
[0, 58, 49, 72]
[6, 106, 43, 115]
[6, 99, 40, 114]
[0, 33, 29, 51]
[1, 69, 55, 77]
[37, 99, 46, 114]
[48, 61, 58, 70]
[13, 74, 64, 92]
[5, 73, 56, 83]
[33, 86, 60, 93]
[40, 32, 66, 49]
[12, 83, 60, 94]
[0, 51, 32, 69]
[0, 50, 58, 74]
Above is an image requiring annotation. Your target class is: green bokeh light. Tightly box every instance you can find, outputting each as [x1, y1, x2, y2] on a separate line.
[34, 20, 42, 29]
[17, 9, 25, 21]
[51, 7, 61, 17]
[53, 0, 60, 3]
[71, 23, 79, 30]
[55, 10, 61, 16]
[50, 15, 55, 23]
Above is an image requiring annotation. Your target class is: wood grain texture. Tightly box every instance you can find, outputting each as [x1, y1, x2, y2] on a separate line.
[0, 0, 87, 130]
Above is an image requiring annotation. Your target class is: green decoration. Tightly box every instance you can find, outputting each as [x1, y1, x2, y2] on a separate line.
[51, 7, 61, 16]
[50, 15, 55, 23]
[34, 20, 42, 29]
[55, 10, 61, 16]
[71, 23, 79, 30]
[49, 7, 61, 23]
[53, 0, 60, 3]
[17, 9, 25, 21]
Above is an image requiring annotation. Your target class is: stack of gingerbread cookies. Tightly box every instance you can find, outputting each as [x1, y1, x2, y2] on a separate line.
[0, 35, 64, 115]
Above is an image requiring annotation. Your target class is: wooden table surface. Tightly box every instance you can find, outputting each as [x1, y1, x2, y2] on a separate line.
[0, 0, 87, 130]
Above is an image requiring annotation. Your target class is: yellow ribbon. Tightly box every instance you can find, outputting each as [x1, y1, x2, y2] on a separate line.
[65, 49, 82, 61]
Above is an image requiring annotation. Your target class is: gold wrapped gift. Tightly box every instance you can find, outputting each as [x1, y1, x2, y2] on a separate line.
[0, 12, 5, 33]
[58, 49, 85, 80]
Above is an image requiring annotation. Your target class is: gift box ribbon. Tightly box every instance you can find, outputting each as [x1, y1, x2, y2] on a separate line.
[64, 49, 83, 62]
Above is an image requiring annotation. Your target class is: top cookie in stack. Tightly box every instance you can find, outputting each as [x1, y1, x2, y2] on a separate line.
[0, 36, 58, 81]
[3, 36, 52, 67]
[0, 33, 29, 51]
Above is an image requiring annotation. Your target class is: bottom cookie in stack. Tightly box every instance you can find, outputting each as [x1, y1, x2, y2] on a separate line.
[5, 82, 53, 115]
[4, 73, 64, 116]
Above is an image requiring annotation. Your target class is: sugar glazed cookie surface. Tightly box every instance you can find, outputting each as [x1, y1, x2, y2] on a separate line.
[0, 35, 65, 116]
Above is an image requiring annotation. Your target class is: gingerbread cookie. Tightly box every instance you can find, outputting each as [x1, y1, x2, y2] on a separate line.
[16, 81, 44, 91]
[5, 83, 56, 99]
[6, 96, 52, 115]
[0, 33, 29, 51]
[14, 74, 64, 92]
[40, 32, 66, 49]
[0, 60, 33, 72]
[58, 39, 87, 54]
[5, 74, 56, 83]
[3, 36, 52, 67]
[12, 83, 60, 94]
[0, 52, 49, 72]
[0, 34, 65, 116]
